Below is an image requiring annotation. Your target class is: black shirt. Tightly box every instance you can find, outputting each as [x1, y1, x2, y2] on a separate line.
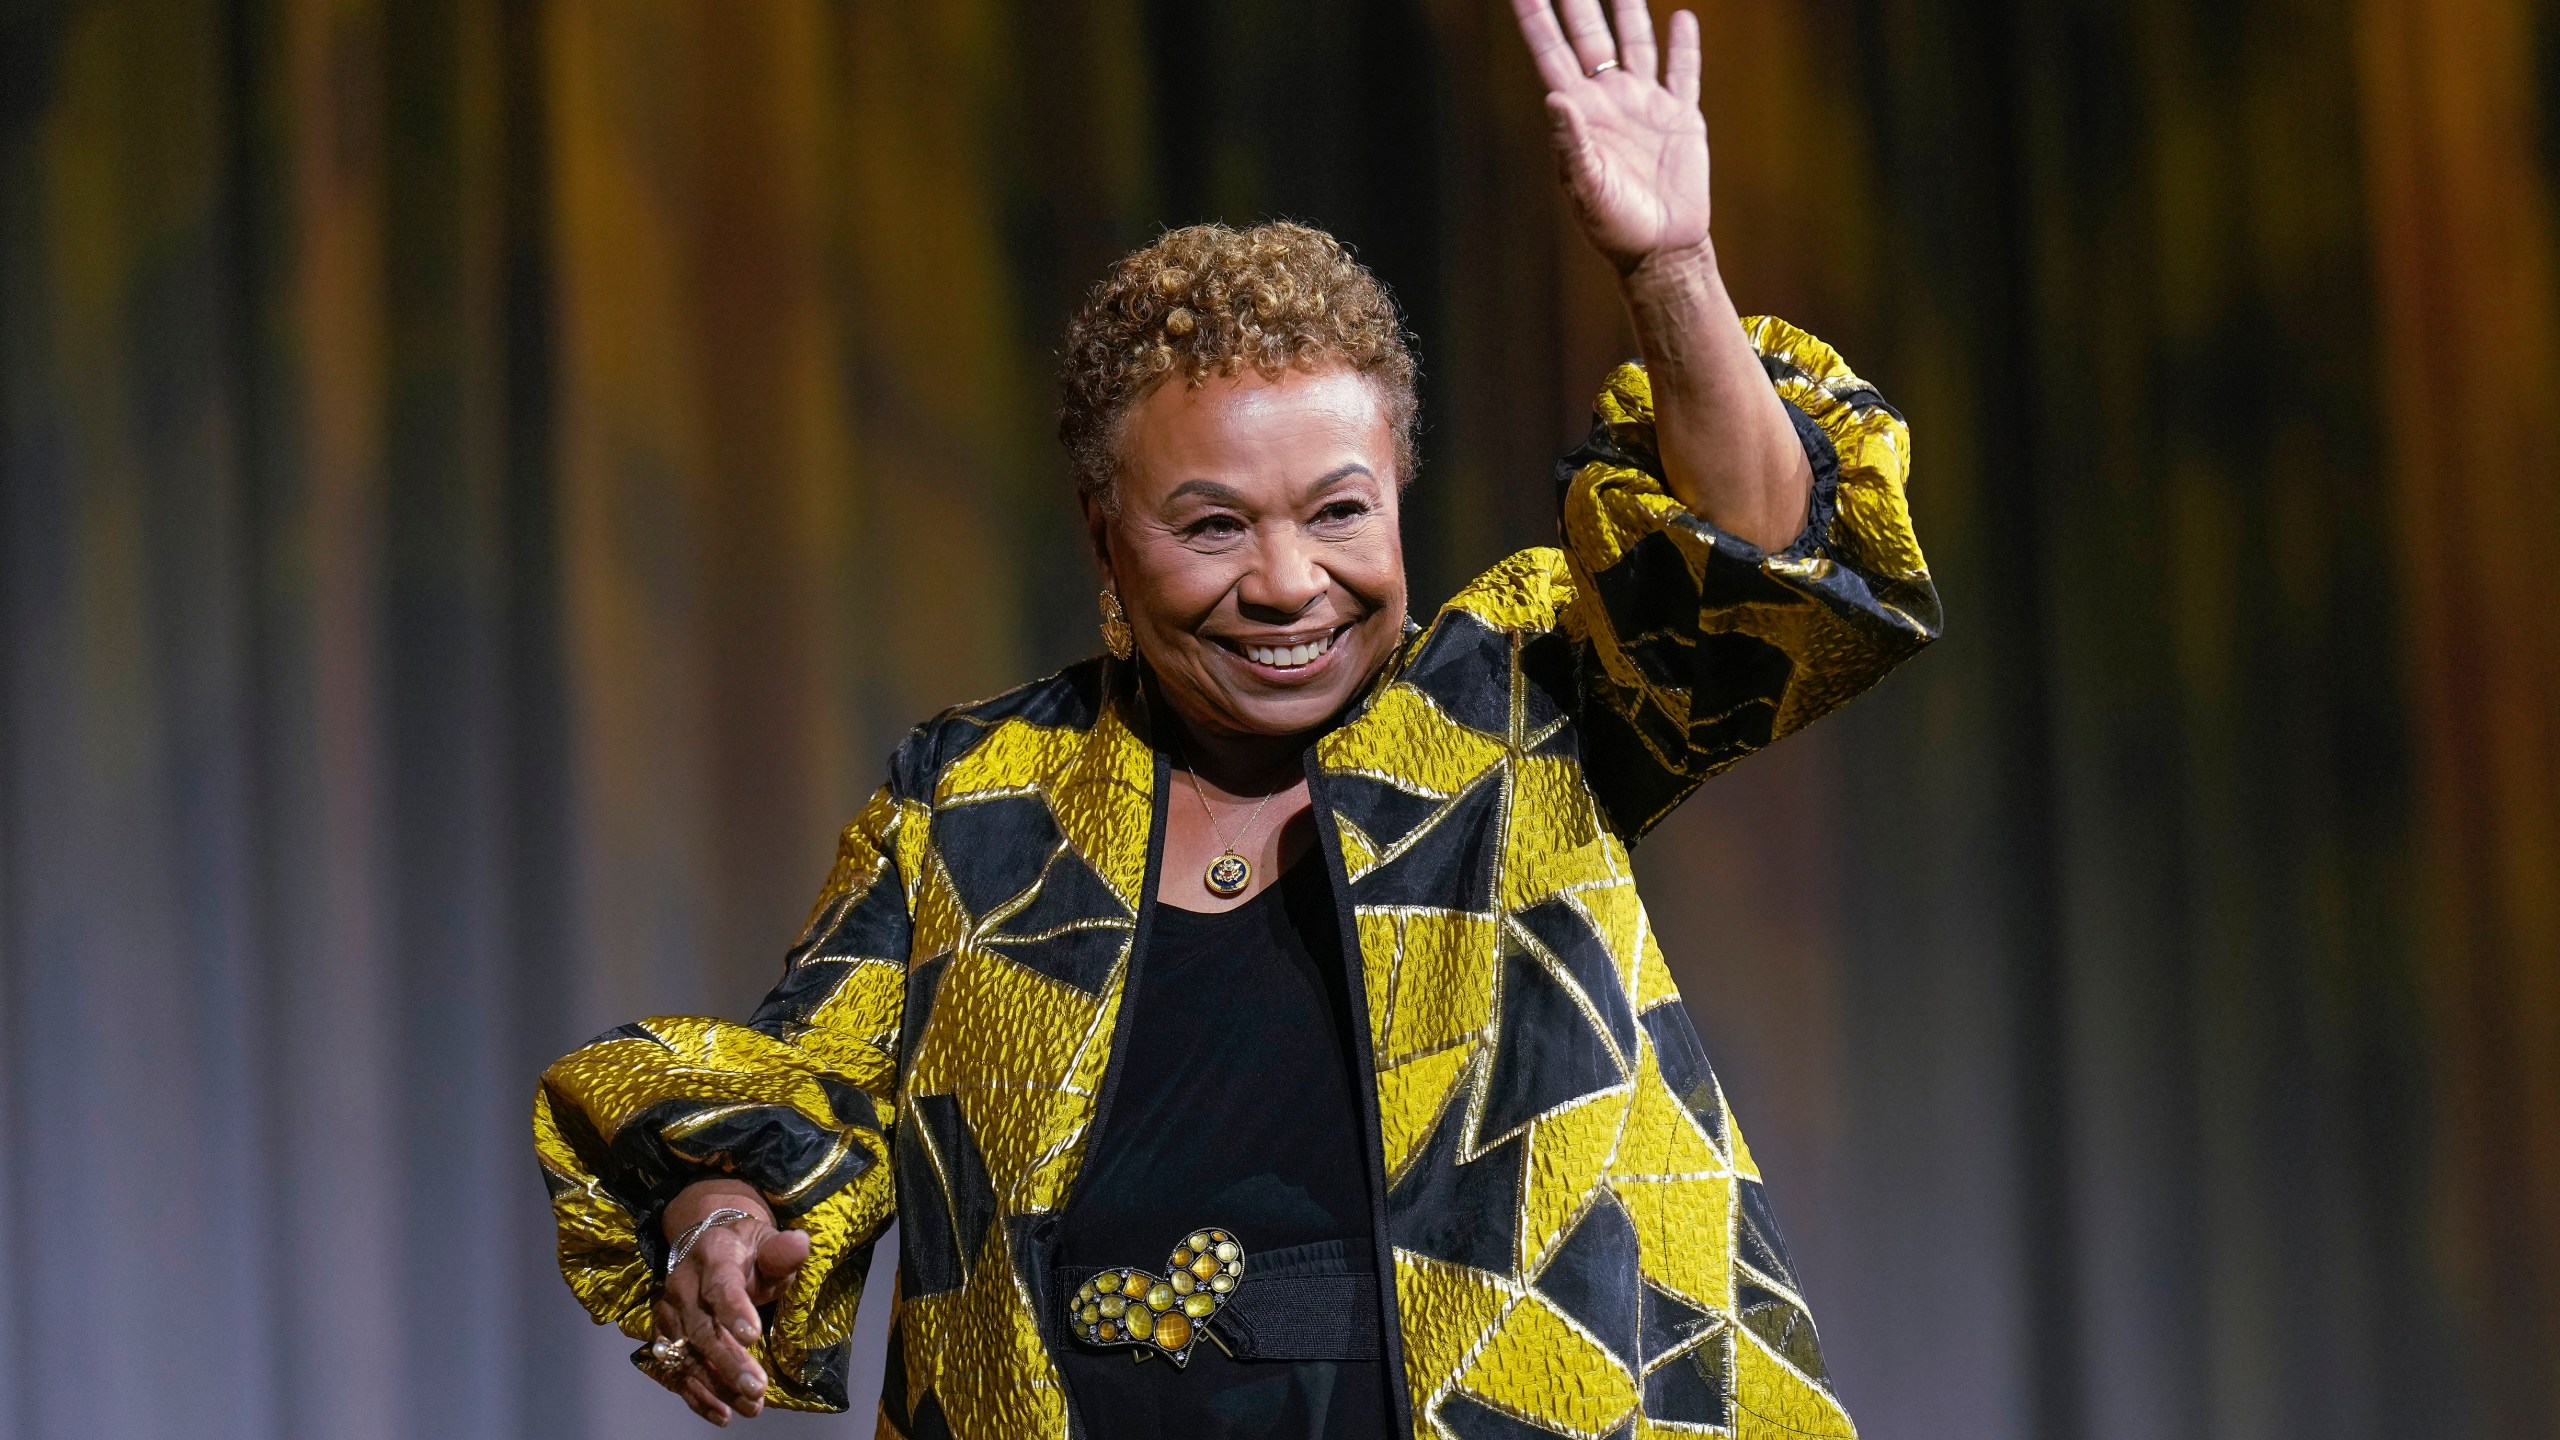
[1053, 860, 1397, 1440]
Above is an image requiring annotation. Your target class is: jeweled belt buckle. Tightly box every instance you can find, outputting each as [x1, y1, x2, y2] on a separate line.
[1068, 1227, 1246, 1367]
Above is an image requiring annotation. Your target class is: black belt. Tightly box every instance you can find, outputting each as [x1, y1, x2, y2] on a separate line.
[1054, 1238, 1386, 1363]
[1217, 1269, 1383, 1361]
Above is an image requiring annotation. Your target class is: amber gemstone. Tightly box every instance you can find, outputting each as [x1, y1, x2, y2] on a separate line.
[1170, 1271, 1196, 1296]
[1154, 1312, 1192, 1351]
[1098, 1322, 1117, 1340]
[1122, 1273, 1151, 1300]
[1171, 1247, 1194, 1267]
[1126, 1309, 1153, 1340]
[1182, 1292, 1215, 1318]
[1190, 1255, 1220, 1280]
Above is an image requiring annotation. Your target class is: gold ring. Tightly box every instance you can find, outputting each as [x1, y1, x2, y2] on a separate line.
[635, 1335, 698, 1384]
[1585, 59, 1621, 77]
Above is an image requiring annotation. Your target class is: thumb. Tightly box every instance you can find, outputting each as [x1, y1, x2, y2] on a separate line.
[751, 1227, 812, 1300]
[1544, 92, 1595, 168]
[1543, 93, 1609, 210]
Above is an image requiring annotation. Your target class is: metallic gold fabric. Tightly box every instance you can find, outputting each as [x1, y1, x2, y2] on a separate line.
[533, 317, 1936, 1434]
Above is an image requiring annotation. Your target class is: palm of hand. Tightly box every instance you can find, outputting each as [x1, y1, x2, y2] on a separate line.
[1513, 0, 1716, 272]
[1557, 76, 1712, 270]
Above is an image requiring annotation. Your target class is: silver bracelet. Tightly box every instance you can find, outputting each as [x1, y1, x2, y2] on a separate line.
[664, 1206, 754, 1278]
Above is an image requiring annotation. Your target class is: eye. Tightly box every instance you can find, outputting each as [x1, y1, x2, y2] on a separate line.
[1183, 514, 1247, 541]
[1313, 499, 1370, 527]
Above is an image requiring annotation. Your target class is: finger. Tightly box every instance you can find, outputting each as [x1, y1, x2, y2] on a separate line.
[664, 1261, 749, 1396]
[704, 1261, 774, 1409]
[665, 1274, 736, 1379]
[750, 1228, 813, 1305]
[1555, 0, 1620, 73]
[680, 1280, 760, 1395]
[1666, 9, 1702, 106]
[1509, 0, 1587, 92]
[679, 1298, 745, 1386]
[1609, 0, 1659, 79]
[704, 1249, 772, 1354]
[677, 1349, 762, 1421]
[685, 1357, 762, 1422]
[688, 1270, 770, 1403]
[680, 1372, 735, 1427]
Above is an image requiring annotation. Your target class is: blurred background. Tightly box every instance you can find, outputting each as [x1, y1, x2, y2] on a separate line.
[4, 1, 2557, 1438]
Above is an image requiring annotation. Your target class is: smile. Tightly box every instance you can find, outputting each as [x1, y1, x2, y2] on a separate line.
[1224, 625, 1348, 673]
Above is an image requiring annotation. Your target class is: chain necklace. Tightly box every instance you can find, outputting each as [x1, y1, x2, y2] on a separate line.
[1179, 758, 1286, 900]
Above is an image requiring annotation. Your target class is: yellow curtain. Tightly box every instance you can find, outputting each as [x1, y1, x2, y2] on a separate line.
[2359, 0, 2560, 1424]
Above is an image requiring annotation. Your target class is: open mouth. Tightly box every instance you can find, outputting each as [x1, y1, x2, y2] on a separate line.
[1220, 624, 1350, 673]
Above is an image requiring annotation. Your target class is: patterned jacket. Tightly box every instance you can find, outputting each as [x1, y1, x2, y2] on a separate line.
[535, 317, 1937, 1440]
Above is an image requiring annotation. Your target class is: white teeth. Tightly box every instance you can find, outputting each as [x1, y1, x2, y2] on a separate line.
[1243, 630, 1337, 670]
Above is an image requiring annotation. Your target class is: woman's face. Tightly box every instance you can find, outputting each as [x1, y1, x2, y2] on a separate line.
[1092, 365, 1408, 747]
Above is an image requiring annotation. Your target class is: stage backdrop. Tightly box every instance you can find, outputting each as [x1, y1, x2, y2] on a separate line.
[3, 2, 2554, 1439]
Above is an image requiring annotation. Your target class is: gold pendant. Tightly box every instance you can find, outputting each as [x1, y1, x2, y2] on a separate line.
[1203, 851, 1251, 898]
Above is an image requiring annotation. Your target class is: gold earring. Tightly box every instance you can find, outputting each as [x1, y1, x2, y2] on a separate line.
[1097, 587, 1134, 661]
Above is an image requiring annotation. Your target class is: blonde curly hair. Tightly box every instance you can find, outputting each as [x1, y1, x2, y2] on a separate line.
[1058, 221, 1419, 511]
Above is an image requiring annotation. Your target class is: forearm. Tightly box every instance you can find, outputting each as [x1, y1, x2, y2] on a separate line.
[1617, 239, 1812, 550]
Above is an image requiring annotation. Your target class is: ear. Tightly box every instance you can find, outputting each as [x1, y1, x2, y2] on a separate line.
[1080, 490, 1117, 587]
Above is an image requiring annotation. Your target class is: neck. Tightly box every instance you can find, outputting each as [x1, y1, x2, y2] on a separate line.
[1162, 711, 1307, 796]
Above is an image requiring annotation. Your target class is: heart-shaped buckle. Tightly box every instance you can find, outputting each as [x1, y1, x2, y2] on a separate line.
[1068, 1227, 1246, 1367]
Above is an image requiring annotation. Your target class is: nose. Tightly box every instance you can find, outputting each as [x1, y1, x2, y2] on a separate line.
[1235, 523, 1328, 621]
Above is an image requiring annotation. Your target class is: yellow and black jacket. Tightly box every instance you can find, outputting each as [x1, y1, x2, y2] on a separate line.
[535, 318, 1936, 1440]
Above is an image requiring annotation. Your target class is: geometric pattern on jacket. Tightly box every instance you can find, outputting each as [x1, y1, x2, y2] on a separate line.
[533, 316, 1938, 1440]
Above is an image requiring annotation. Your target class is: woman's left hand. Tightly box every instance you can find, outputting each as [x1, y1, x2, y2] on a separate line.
[1511, 0, 1711, 273]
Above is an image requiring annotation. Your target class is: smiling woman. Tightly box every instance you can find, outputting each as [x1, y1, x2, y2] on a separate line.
[1064, 223, 1419, 840]
[1104, 359, 1407, 747]
[1106, 356, 1409, 903]
[532, 3, 1940, 1437]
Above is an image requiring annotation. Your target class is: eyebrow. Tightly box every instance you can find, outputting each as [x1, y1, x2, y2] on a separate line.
[1159, 463, 1377, 513]
[1162, 478, 1250, 509]
[1303, 462, 1377, 497]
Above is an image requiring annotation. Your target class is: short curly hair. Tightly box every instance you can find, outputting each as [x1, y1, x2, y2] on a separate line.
[1058, 221, 1419, 512]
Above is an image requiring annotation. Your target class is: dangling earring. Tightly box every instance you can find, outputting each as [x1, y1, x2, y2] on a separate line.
[1097, 586, 1134, 661]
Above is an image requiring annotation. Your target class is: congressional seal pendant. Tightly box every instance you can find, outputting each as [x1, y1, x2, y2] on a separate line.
[1176, 749, 1279, 902]
[1204, 851, 1252, 899]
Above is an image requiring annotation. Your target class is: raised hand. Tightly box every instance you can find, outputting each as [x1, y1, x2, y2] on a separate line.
[1511, 0, 1711, 273]
[1509, 0, 1810, 550]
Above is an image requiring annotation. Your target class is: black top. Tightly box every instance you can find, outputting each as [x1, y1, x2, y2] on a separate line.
[1053, 860, 1397, 1440]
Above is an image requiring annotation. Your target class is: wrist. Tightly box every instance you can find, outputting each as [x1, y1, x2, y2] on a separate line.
[1616, 236, 1718, 295]
[665, 1206, 759, 1279]
[663, 1177, 772, 1243]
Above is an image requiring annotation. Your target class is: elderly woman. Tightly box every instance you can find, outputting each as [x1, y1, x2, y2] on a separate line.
[534, 3, 1935, 1437]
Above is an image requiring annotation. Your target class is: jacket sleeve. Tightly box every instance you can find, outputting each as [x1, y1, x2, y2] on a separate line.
[532, 778, 923, 1412]
[1558, 315, 1939, 838]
